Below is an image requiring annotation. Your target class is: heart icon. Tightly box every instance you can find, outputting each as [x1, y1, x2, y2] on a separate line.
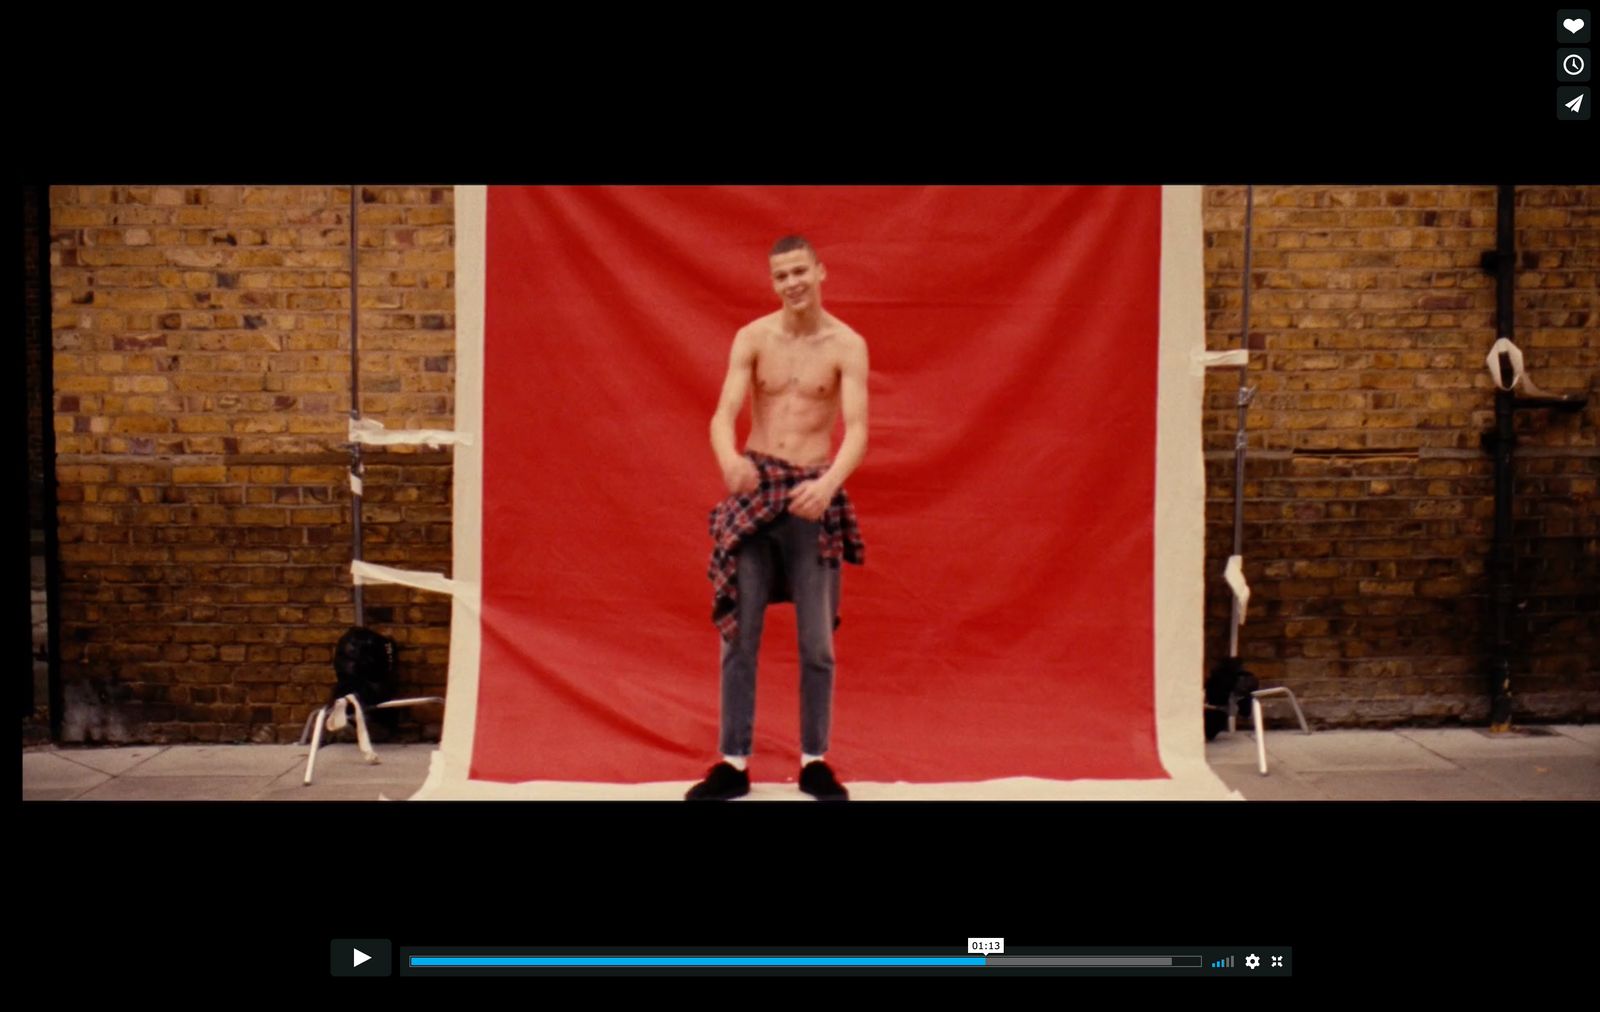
[1565, 18, 1585, 33]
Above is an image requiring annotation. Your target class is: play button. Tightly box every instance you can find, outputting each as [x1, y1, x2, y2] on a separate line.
[331, 939, 391, 976]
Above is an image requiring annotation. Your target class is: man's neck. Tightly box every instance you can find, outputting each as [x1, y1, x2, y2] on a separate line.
[780, 304, 826, 337]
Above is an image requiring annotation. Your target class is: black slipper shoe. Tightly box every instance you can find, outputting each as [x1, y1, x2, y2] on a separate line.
[799, 760, 849, 802]
[685, 761, 750, 801]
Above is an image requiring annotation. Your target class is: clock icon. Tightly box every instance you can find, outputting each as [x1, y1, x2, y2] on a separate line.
[1558, 48, 1591, 81]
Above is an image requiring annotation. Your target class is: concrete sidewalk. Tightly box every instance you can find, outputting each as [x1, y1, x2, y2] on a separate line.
[20, 725, 1599, 801]
[1203, 724, 1597, 800]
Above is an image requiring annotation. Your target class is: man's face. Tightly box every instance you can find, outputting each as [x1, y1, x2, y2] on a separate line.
[770, 248, 825, 312]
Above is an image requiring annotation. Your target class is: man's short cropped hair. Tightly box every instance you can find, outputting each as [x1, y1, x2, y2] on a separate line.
[769, 235, 816, 258]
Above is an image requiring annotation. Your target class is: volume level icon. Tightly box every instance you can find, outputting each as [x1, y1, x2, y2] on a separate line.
[1209, 955, 1235, 968]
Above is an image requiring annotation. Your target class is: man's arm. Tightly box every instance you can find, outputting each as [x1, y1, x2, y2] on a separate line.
[710, 328, 759, 494]
[790, 334, 869, 519]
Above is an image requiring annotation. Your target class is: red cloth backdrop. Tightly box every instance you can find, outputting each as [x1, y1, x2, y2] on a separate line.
[473, 187, 1166, 784]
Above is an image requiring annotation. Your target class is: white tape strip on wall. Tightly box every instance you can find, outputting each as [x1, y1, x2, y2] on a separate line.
[1484, 337, 1525, 391]
[349, 417, 475, 448]
[351, 560, 462, 596]
[1191, 348, 1250, 374]
[1223, 554, 1250, 623]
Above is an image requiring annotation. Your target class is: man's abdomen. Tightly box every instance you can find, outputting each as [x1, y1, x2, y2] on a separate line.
[747, 396, 837, 467]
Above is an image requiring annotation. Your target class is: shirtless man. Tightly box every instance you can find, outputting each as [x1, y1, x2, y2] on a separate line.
[687, 235, 869, 802]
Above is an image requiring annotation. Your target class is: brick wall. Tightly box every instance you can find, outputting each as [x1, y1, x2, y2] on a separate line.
[1202, 185, 1599, 726]
[48, 185, 453, 743]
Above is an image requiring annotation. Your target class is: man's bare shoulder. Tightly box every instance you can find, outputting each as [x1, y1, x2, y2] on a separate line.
[741, 311, 787, 333]
[826, 316, 868, 353]
[735, 312, 785, 344]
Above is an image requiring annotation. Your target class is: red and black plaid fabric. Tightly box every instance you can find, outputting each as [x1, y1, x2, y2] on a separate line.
[708, 450, 865, 641]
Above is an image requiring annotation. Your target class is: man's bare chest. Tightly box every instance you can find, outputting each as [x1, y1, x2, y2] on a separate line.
[753, 341, 842, 400]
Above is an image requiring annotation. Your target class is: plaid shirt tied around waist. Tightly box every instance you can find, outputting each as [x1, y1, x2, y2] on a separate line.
[707, 450, 865, 642]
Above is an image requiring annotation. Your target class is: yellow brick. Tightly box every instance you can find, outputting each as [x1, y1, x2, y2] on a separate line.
[176, 415, 228, 434]
[172, 377, 264, 393]
[214, 354, 269, 373]
[110, 416, 173, 434]
[233, 250, 287, 268]
[241, 187, 294, 206]
[1363, 413, 1418, 429]
[174, 208, 227, 226]
[117, 208, 177, 226]
[233, 507, 287, 524]
[290, 508, 344, 525]
[57, 464, 112, 482]
[400, 251, 453, 269]
[222, 334, 281, 352]
[392, 334, 453, 353]
[57, 375, 112, 393]
[286, 250, 348, 269]
[358, 207, 405, 226]
[165, 247, 229, 269]
[55, 207, 109, 227]
[104, 290, 170, 311]
[404, 290, 454, 311]
[173, 465, 228, 483]
[282, 375, 344, 394]
[286, 416, 344, 433]
[407, 375, 453, 393]
[288, 466, 343, 483]
[223, 210, 277, 227]
[235, 417, 287, 434]
[111, 376, 171, 394]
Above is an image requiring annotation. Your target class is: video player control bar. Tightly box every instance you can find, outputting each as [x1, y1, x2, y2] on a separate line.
[408, 954, 1208, 968]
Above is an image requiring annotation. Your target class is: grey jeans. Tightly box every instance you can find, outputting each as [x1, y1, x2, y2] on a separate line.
[719, 513, 842, 758]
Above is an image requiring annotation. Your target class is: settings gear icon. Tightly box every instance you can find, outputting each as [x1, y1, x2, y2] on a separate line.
[1245, 953, 1261, 969]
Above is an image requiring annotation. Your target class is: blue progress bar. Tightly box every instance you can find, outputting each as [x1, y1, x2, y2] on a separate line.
[411, 957, 987, 968]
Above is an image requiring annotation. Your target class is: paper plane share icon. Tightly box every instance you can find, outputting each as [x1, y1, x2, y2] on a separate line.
[1566, 94, 1584, 112]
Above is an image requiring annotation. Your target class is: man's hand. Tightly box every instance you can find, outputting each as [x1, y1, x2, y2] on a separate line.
[721, 455, 759, 495]
[787, 479, 836, 521]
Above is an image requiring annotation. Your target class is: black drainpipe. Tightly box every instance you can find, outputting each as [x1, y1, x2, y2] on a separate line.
[349, 185, 364, 629]
[1480, 184, 1588, 731]
[1484, 184, 1517, 731]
